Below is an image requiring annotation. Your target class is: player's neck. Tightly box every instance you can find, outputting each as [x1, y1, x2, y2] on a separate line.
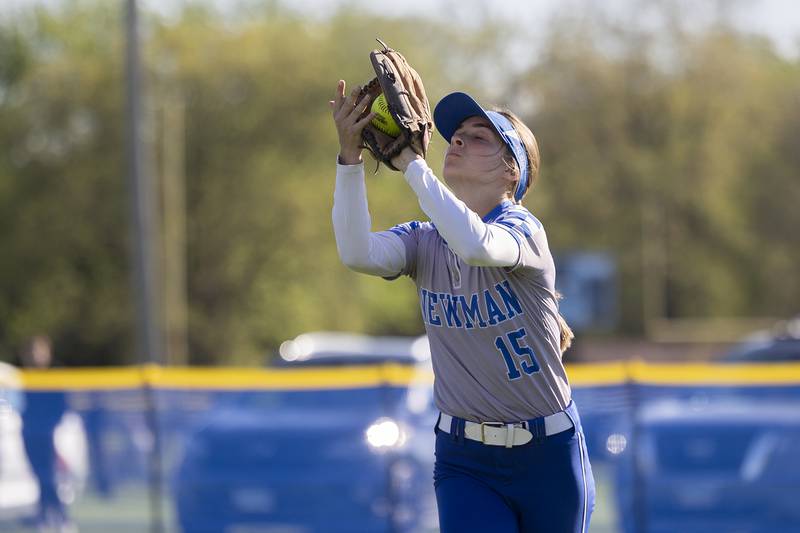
[451, 181, 510, 219]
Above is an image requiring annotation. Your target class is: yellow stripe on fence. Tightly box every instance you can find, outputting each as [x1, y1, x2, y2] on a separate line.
[142, 364, 428, 390]
[564, 362, 629, 387]
[626, 360, 800, 386]
[18, 363, 433, 391]
[20, 367, 145, 390]
[14, 361, 800, 391]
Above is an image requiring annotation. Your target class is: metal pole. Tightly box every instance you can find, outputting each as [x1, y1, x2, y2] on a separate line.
[124, 1, 164, 532]
[125, 1, 161, 364]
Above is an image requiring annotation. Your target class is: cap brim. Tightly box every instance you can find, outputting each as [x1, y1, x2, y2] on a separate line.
[433, 92, 495, 143]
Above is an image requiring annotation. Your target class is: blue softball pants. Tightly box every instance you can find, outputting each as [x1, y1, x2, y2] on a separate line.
[433, 401, 595, 533]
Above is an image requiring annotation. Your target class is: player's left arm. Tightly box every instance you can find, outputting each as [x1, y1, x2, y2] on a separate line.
[391, 152, 529, 269]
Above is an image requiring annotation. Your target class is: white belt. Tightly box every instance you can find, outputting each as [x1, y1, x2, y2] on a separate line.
[438, 411, 573, 447]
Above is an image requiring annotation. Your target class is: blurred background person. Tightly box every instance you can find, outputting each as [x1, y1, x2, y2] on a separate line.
[19, 335, 76, 533]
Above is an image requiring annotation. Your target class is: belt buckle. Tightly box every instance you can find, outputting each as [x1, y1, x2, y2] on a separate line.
[479, 421, 505, 444]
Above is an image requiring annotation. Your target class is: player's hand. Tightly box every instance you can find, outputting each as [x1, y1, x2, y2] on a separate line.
[330, 80, 375, 165]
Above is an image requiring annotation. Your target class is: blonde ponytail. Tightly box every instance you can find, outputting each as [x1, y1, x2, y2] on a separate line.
[558, 313, 574, 353]
[554, 291, 574, 353]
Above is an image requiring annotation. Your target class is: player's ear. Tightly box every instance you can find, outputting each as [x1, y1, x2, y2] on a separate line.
[501, 150, 518, 180]
[503, 163, 517, 185]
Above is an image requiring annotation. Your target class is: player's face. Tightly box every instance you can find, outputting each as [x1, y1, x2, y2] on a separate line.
[443, 116, 511, 189]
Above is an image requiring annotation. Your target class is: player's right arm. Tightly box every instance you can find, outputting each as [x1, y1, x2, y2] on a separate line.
[332, 162, 406, 276]
[330, 80, 405, 277]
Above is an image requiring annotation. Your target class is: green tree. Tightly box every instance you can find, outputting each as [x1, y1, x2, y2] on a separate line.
[1, 0, 798, 365]
[507, 13, 800, 333]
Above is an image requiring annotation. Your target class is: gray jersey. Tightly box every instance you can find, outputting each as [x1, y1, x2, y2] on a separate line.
[388, 200, 571, 422]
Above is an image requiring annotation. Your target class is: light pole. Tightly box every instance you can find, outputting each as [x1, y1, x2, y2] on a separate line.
[124, 1, 164, 531]
[125, 0, 162, 367]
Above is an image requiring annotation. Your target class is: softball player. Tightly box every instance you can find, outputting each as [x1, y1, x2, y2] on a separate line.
[330, 82, 595, 533]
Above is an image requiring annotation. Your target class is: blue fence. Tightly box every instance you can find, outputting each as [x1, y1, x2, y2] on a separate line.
[1, 362, 799, 533]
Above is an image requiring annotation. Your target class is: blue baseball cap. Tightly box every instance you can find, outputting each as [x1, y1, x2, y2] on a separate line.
[433, 92, 529, 202]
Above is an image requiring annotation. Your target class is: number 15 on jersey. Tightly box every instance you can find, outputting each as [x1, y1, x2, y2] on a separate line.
[494, 327, 540, 380]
